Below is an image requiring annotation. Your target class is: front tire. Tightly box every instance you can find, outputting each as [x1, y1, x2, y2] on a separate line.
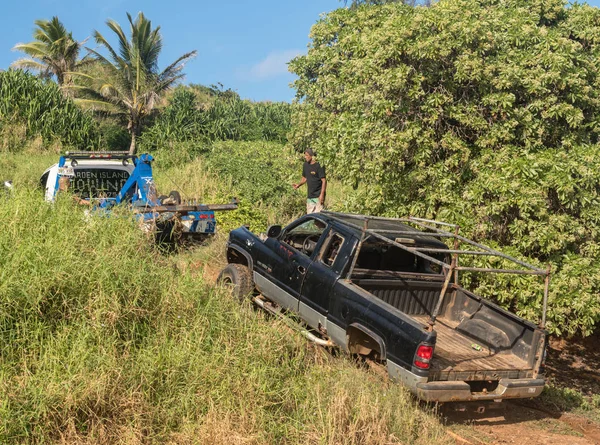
[217, 263, 254, 301]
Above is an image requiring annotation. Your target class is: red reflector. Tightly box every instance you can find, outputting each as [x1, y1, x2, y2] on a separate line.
[414, 360, 429, 369]
[417, 345, 433, 360]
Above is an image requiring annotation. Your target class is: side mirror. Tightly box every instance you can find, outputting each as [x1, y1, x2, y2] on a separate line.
[267, 225, 282, 238]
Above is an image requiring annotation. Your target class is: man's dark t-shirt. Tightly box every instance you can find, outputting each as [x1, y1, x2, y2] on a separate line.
[303, 161, 326, 199]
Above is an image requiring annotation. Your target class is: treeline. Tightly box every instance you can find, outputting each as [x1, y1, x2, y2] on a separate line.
[0, 70, 292, 153]
[4, 13, 292, 154]
[139, 85, 291, 151]
[291, 0, 600, 337]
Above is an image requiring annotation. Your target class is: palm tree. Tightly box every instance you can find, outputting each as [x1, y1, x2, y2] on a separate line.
[12, 17, 85, 90]
[75, 12, 196, 154]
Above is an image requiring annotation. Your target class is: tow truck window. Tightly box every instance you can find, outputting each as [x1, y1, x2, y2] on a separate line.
[282, 218, 327, 256]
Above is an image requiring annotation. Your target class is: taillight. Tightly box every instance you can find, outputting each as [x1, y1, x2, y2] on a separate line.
[414, 344, 433, 369]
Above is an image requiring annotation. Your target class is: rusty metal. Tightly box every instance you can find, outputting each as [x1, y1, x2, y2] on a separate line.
[428, 256, 456, 331]
[413, 248, 495, 255]
[541, 264, 551, 328]
[455, 266, 543, 275]
[132, 202, 239, 215]
[346, 218, 371, 279]
[453, 225, 460, 285]
[406, 217, 545, 273]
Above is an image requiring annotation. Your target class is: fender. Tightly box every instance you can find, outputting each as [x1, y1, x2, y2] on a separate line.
[347, 322, 387, 360]
[227, 243, 254, 271]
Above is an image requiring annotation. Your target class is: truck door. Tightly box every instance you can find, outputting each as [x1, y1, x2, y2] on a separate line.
[260, 216, 328, 312]
[299, 230, 351, 331]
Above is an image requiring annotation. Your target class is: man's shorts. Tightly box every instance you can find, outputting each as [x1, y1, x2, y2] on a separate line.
[306, 198, 323, 214]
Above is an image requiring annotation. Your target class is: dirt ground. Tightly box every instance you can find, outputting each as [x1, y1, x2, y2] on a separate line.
[444, 333, 600, 445]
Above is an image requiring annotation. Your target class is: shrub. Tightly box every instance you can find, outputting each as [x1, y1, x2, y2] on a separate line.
[290, 0, 600, 336]
[139, 86, 292, 151]
[0, 69, 99, 150]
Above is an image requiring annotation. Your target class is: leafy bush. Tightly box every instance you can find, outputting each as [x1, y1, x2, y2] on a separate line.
[290, 0, 600, 336]
[206, 141, 303, 208]
[0, 69, 99, 150]
[139, 86, 292, 151]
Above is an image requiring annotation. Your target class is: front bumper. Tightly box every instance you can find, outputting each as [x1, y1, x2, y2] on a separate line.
[416, 378, 546, 403]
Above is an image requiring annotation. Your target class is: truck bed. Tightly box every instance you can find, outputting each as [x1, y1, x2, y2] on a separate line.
[411, 315, 531, 381]
[353, 276, 541, 382]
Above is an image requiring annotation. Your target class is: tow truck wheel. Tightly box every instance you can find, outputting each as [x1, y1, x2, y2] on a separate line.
[217, 264, 254, 301]
[168, 190, 182, 205]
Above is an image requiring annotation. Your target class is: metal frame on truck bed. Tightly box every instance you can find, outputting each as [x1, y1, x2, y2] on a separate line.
[323, 212, 551, 331]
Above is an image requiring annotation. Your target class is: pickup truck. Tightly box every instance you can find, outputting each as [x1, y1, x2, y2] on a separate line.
[218, 211, 550, 404]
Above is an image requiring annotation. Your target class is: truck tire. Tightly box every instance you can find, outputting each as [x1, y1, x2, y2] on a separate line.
[217, 264, 254, 301]
[168, 190, 182, 205]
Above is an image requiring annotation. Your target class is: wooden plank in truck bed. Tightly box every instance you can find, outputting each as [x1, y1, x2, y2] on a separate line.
[411, 315, 531, 379]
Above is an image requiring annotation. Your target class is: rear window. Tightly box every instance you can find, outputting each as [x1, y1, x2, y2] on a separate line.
[355, 239, 448, 274]
[70, 168, 130, 198]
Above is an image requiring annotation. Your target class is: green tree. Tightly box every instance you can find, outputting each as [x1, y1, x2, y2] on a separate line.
[290, 0, 600, 337]
[11, 17, 85, 92]
[341, 0, 430, 8]
[75, 12, 196, 154]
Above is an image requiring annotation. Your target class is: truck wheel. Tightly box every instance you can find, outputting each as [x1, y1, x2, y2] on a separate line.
[217, 264, 254, 301]
[168, 190, 182, 205]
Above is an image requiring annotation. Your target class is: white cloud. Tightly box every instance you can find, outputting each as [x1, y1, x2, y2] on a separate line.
[247, 49, 303, 81]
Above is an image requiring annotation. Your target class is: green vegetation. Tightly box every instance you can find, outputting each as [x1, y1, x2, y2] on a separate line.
[0, 154, 448, 444]
[139, 86, 292, 151]
[11, 16, 86, 90]
[290, 0, 600, 337]
[75, 12, 197, 154]
[0, 70, 99, 150]
[4, 1, 600, 441]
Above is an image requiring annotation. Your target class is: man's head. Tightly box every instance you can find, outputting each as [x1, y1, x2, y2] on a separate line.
[304, 148, 315, 163]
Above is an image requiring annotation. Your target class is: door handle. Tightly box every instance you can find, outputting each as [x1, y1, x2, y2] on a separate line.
[297, 265, 306, 274]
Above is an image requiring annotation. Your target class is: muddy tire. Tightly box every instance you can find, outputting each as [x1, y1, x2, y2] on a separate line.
[217, 264, 254, 301]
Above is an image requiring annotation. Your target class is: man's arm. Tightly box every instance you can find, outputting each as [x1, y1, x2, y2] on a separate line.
[319, 178, 327, 205]
[293, 176, 307, 189]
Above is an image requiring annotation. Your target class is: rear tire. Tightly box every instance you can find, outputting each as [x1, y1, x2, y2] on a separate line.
[217, 264, 254, 301]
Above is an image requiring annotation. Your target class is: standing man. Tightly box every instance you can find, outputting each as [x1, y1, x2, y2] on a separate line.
[293, 148, 327, 213]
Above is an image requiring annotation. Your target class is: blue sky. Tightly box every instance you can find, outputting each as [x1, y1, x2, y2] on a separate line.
[2, 1, 600, 103]
[0, 0, 341, 102]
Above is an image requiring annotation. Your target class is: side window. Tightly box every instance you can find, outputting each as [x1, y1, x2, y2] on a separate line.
[282, 218, 327, 256]
[320, 233, 345, 267]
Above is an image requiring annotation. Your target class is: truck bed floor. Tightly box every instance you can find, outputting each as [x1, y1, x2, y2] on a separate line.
[411, 315, 530, 376]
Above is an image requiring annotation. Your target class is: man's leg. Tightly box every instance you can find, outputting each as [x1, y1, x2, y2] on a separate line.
[306, 198, 318, 214]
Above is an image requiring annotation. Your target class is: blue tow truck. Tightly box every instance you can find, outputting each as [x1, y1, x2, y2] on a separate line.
[41, 151, 238, 242]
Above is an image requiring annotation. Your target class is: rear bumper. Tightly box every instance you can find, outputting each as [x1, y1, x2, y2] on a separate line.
[416, 378, 546, 403]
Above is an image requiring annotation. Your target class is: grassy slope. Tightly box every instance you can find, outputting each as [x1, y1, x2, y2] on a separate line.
[0, 147, 450, 444]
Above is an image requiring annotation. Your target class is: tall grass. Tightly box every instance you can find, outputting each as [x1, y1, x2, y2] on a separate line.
[0, 146, 451, 444]
[0, 187, 448, 444]
[0, 70, 100, 151]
